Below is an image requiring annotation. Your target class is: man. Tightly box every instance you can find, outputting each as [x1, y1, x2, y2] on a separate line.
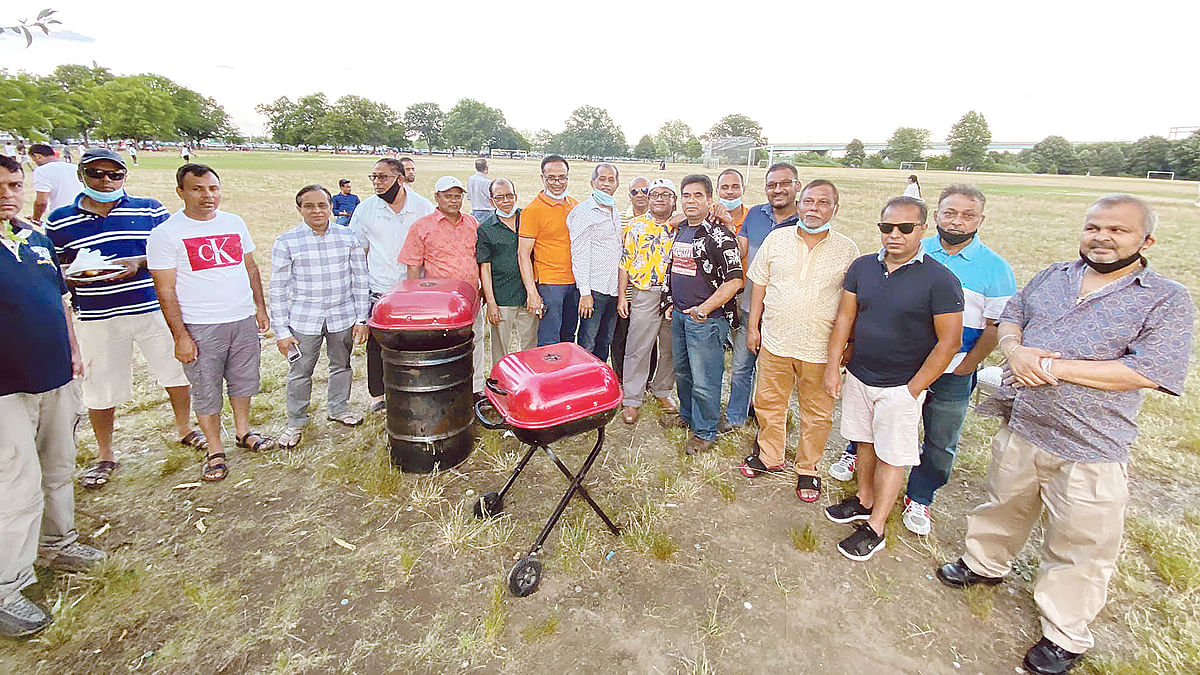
[467, 158, 494, 222]
[612, 176, 652, 380]
[937, 195, 1192, 675]
[823, 196, 963, 562]
[569, 163, 623, 360]
[399, 176, 485, 397]
[400, 157, 417, 187]
[270, 185, 370, 449]
[44, 148, 201, 490]
[477, 178, 537, 365]
[897, 184, 1016, 536]
[331, 179, 360, 226]
[727, 163, 802, 430]
[0, 155, 105, 638]
[1, 140, 15, 159]
[349, 158, 434, 412]
[716, 168, 751, 234]
[518, 154, 579, 346]
[29, 144, 84, 226]
[664, 174, 744, 455]
[147, 164, 276, 483]
[127, 142, 138, 166]
[740, 180, 860, 505]
[618, 178, 679, 424]
[180, 144, 191, 163]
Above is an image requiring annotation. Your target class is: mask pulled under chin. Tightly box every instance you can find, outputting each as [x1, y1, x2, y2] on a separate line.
[592, 189, 615, 207]
[495, 207, 517, 219]
[82, 186, 125, 203]
[800, 221, 831, 234]
[937, 226, 975, 246]
[1079, 248, 1144, 274]
[718, 197, 742, 210]
[379, 179, 402, 204]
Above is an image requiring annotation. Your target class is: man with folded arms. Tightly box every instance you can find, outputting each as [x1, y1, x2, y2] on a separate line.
[569, 163, 623, 360]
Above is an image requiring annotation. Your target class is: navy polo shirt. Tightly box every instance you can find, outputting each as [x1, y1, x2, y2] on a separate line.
[331, 192, 360, 226]
[44, 194, 170, 321]
[0, 223, 72, 396]
[843, 250, 964, 387]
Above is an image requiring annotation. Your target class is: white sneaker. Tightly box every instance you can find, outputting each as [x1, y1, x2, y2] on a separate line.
[902, 497, 932, 536]
[828, 451, 857, 481]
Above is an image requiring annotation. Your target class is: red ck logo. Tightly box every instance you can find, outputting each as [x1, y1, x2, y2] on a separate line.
[183, 235, 244, 270]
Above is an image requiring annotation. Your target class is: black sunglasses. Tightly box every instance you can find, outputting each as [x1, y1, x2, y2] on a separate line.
[82, 167, 127, 181]
[877, 222, 921, 234]
[630, 188, 649, 196]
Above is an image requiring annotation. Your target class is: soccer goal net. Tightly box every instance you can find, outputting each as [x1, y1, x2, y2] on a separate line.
[900, 161, 928, 171]
[1146, 171, 1175, 180]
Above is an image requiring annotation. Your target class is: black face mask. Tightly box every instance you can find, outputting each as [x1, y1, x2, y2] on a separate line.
[1079, 247, 1144, 274]
[379, 178, 402, 204]
[937, 226, 975, 246]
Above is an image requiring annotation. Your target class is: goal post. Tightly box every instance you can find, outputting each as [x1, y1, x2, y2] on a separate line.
[1146, 171, 1175, 180]
[899, 161, 928, 171]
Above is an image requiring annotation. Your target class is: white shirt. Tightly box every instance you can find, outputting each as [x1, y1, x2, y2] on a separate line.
[566, 196, 622, 297]
[180, 146, 189, 158]
[348, 191, 434, 294]
[466, 173, 493, 212]
[902, 182, 922, 199]
[33, 161, 84, 216]
[146, 210, 257, 325]
[1, 144, 15, 158]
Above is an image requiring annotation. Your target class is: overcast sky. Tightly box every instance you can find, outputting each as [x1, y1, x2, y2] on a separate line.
[4, 0, 1198, 145]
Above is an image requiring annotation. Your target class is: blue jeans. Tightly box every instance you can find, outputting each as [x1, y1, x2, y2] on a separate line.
[472, 209, 494, 222]
[672, 309, 729, 441]
[536, 283, 579, 347]
[727, 306, 756, 426]
[906, 370, 976, 505]
[576, 292, 618, 361]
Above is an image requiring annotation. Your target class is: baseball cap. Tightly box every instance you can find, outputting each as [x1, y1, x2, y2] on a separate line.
[434, 176, 466, 193]
[79, 147, 128, 169]
[649, 178, 677, 195]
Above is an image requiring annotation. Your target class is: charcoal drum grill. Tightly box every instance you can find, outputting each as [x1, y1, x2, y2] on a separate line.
[473, 343, 623, 596]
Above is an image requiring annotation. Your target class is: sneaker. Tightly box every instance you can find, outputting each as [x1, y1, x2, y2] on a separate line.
[824, 495, 872, 524]
[828, 451, 857, 481]
[37, 542, 105, 573]
[837, 522, 886, 562]
[902, 497, 932, 536]
[739, 452, 785, 478]
[0, 593, 52, 637]
[1023, 637, 1082, 674]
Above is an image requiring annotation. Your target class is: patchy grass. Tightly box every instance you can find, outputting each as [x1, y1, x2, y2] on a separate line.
[789, 524, 820, 553]
[520, 613, 560, 642]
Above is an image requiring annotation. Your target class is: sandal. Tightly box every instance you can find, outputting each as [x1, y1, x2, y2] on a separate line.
[236, 431, 276, 452]
[370, 400, 386, 414]
[81, 460, 118, 490]
[180, 429, 208, 451]
[326, 412, 363, 427]
[278, 427, 303, 449]
[201, 453, 228, 482]
[796, 474, 822, 503]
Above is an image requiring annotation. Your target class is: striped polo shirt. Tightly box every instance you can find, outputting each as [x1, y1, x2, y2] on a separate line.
[44, 194, 170, 321]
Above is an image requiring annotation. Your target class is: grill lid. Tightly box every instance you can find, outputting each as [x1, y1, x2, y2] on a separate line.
[485, 343, 621, 430]
[368, 279, 479, 331]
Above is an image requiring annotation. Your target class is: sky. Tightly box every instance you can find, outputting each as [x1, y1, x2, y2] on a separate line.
[4, 0, 1199, 145]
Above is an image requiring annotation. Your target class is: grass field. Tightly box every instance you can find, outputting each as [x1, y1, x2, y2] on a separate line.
[2, 151, 1198, 674]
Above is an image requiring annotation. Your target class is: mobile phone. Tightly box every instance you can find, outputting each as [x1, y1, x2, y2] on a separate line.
[286, 343, 302, 362]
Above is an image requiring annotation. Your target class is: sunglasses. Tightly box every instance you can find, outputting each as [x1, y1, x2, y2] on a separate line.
[877, 222, 922, 234]
[82, 168, 127, 181]
[630, 188, 649, 196]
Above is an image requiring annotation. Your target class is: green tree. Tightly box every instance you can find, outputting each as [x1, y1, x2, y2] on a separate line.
[530, 129, 554, 153]
[684, 137, 703, 161]
[1095, 144, 1126, 176]
[885, 127, 930, 163]
[632, 134, 657, 159]
[947, 110, 991, 169]
[1126, 135, 1173, 176]
[555, 105, 626, 157]
[443, 98, 507, 151]
[404, 102, 445, 150]
[1028, 135, 1082, 174]
[843, 138, 866, 167]
[93, 76, 179, 141]
[255, 96, 297, 145]
[44, 64, 112, 140]
[494, 125, 530, 151]
[707, 113, 764, 144]
[2, 9, 60, 47]
[0, 71, 76, 139]
[655, 119, 692, 160]
[320, 95, 372, 148]
[1168, 133, 1200, 180]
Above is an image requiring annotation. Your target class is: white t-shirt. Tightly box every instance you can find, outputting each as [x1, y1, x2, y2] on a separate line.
[147, 210, 257, 325]
[33, 161, 84, 216]
[180, 146, 190, 158]
[1, 144, 15, 158]
[902, 182, 922, 199]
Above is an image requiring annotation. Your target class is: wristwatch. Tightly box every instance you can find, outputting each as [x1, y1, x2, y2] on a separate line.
[695, 308, 708, 320]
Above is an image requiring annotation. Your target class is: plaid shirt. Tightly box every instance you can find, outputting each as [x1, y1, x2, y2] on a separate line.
[269, 222, 369, 339]
[661, 217, 743, 327]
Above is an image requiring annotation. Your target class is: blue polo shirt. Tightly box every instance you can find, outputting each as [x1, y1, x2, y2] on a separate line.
[0, 223, 72, 396]
[921, 235, 1016, 371]
[331, 192, 360, 226]
[44, 194, 170, 321]
[843, 250, 965, 387]
[737, 203, 798, 311]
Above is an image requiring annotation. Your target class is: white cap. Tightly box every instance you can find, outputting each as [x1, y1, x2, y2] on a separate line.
[649, 178, 677, 195]
[434, 176, 466, 193]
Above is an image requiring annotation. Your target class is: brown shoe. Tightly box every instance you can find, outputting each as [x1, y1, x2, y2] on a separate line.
[622, 405, 639, 425]
[655, 396, 679, 414]
[685, 435, 714, 455]
[660, 413, 689, 429]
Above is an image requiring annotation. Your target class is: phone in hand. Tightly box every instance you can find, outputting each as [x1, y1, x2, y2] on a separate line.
[286, 343, 302, 363]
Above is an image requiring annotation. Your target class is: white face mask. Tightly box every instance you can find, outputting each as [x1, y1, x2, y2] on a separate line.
[545, 185, 568, 200]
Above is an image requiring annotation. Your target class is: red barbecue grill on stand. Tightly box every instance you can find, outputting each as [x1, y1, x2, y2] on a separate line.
[473, 342, 623, 597]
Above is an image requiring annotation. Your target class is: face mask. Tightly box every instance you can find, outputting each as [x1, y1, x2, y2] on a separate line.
[1079, 247, 1144, 274]
[82, 185, 125, 203]
[718, 196, 742, 210]
[799, 221, 831, 234]
[495, 206, 517, 219]
[937, 226, 975, 246]
[545, 187, 568, 200]
[592, 189, 615, 207]
[379, 179, 402, 204]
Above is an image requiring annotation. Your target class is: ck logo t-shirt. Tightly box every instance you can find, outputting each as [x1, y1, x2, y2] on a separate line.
[147, 210, 257, 325]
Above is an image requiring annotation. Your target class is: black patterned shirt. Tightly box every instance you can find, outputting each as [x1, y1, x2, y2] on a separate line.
[661, 217, 743, 327]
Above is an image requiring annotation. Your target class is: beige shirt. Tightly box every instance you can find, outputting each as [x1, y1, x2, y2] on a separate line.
[747, 227, 860, 362]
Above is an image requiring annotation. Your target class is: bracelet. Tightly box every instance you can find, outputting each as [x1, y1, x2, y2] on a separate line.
[998, 334, 1019, 360]
[1040, 357, 1055, 377]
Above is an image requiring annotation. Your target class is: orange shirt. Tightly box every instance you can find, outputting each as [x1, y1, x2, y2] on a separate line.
[731, 205, 750, 235]
[518, 191, 578, 285]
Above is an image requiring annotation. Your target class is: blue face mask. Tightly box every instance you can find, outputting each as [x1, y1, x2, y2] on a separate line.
[592, 189, 615, 207]
[495, 206, 517, 219]
[800, 220, 831, 234]
[82, 185, 125, 203]
[718, 196, 742, 210]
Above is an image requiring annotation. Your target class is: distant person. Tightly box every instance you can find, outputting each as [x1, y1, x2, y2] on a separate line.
[477, 178, 537, 366]
[147, 164, 276, 483]
[62, 145, 73, 164]
[75, 143, 86, 161]
[270, 185, 369, 449]
[44, 148, 201, 490]
[659, 160, 666, 171]
[568, 163, 623, 361]
[612, 176, 652, 382]
[0, 155, 105, 639]
[349, 158, 433, 413]
[903, 174, 922, 200]
[180, 145, 191, 163]
[467, 158, 493, 222]
[518, 154, 580, 346]
[127, 142, 138, 166]
[1, 141, 15, 158]
[400, 156, 417, 186]
[331, 179, 360, 226]
[29, 144, 83, 225]
[937, 194, 1192, 675]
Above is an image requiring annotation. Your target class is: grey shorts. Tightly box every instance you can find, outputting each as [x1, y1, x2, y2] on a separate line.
[182, 316, 261, 415]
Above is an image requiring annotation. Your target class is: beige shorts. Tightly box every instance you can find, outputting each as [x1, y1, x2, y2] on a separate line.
[74, 311, 190, 410]
[839, 371, 926, 467]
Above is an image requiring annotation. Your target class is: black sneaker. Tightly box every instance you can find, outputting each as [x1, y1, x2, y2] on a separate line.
[824, 495, 872, 523]
[837, 522, 885, 561]
[0, 594, 51, 638]
[1023, 637, 1082, 674]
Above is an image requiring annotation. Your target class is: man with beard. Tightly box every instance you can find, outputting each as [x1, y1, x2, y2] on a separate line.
[400, 157, 418, 191]
[569, 163, 623, 360]
[612, 176, 652, 381]
[936, 195, 1192, 675]
[349, 158, 434, 413]
[518, 154, 579, 346]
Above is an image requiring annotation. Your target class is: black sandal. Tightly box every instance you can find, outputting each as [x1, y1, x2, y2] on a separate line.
[81, 460, 118, 489]
[180, 429, 208, 451]
[796, 474, 822, 503]
[202, 453, 228, 482]
[236, 431, 276, 452]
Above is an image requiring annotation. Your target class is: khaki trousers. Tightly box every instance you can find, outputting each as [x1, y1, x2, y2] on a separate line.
[489, 305, 538, 366]
[752, 348, 834, 476]
[621, 288, 674, 407]
[0, 384, 80, 602]
[962, 425, 1128, 654]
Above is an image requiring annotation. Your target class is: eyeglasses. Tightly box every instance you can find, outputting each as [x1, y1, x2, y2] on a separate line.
[543, 175, 568, 184]
[491, 193, 516, 201]
[630, 188, 649, 196]
[877, 222, 922, 234]
[82, 168, 127, 181]
[649, 191, 675, 200]
[765, 180, 795, 191]
[938, 209, 980, 222]
[368, 173, 397, 182]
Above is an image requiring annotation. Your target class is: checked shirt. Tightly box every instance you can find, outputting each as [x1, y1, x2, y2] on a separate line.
[269, 222, 369, 340]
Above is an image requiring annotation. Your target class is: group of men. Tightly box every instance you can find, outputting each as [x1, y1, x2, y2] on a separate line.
[0, 149, 1192, 675]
